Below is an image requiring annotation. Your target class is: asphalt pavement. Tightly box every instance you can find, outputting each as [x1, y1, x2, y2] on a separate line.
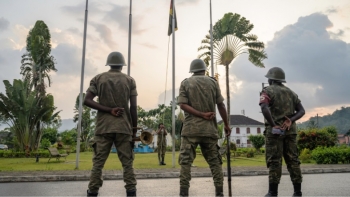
[1, 164, 350, 183]
[1, 173, 350, 196]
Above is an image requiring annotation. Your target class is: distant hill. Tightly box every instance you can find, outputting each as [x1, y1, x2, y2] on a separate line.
[59, 119, 76, 132]
[297, 106, 350, 134]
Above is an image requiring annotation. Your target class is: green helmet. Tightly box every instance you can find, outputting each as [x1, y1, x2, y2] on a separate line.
[189, 59, 206, 73]
[265, 67, 286, 82]
[105, 52, 126, 66]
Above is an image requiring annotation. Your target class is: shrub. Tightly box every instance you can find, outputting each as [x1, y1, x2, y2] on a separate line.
[246, 148, 255, 158]
[248, 134, 265, 152]
[297, 128, 337, 151]
[311, 147, 347, 164]
[40, 138, 51, 149]
[299, 148, 312, 163]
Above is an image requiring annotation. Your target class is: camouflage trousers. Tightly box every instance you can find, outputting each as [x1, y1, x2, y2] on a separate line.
[157, 137, 167, 158]
[265, 134, 302, 184]
[88, 133, 136, 193]
[178, 137, 223, 188]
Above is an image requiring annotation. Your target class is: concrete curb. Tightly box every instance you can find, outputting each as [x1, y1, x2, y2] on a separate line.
[1, 168, 350, 183]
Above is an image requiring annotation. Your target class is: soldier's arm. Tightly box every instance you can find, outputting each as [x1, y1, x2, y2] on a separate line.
[179, 103, 215, 120]
[290, 103, 305, 122]
[84, 91, 123, 116]
[130, 95, 138, 137]
[260, 103, 277, 127]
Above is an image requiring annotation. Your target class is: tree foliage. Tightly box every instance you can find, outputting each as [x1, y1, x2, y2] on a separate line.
[297, 106, 350, 134]
[198, 13, 266, 122]
[0, 79, 58, 154]
[248, 134, 265, 152]
[20, 20, 57, 93]
[297, 127, 338, 151]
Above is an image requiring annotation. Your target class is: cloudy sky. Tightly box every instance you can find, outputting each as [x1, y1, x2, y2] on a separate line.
[0, 0, 349, 125]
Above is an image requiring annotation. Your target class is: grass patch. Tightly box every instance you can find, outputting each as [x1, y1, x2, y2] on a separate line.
[0, 152, 305, 172]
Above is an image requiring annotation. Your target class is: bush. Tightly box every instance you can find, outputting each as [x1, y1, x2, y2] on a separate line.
[0, 150, 52, 158]
[40, 138, 51, 149]
[297, 128, 337, 151]
[299, 148, 312, 163]
[310, 146, 350, 164]
[248, 134, 265, 152]
[246, 149, 255, 158]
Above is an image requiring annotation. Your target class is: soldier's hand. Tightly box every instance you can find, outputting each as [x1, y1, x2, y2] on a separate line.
[110, 107, 124, 117]
[202, 112, 215, 120]
[224, 125, 231, 137]
[281, 116, 292, 130]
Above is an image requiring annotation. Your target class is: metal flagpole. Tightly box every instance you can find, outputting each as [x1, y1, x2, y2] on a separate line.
[171, 0, 176, 168]
[76, 0, 89, 169]
[209, 0, 214, 77]
[127, 0, 132, 76]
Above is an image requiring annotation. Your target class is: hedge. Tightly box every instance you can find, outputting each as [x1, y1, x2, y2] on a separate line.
[311, 146, 350, 164]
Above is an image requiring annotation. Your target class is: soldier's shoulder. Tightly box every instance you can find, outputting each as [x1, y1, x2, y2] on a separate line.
[209, 76, 217, 82]
[180, 78, 188, 84]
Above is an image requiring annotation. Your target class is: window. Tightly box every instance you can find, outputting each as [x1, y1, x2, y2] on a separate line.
[236, 128, 240, 134]
[236, 139, 240, 144]
[257, 127, 261, 134]
[247, 140, 251, 144]
[247, 127, 250, 134]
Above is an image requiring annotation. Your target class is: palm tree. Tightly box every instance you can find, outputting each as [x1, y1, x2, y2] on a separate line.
[20, 20, 57, 94]
[0, 79, 58, 154]
[198, 13, 267, 124]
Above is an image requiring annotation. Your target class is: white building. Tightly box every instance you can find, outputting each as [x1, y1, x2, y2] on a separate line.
[219, 115, 264, 148]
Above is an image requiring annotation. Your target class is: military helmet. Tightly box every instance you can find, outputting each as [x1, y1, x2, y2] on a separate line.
[105, 52, 126, 66]
[189, 59, 207, 73]
[265, 67, 286, 82]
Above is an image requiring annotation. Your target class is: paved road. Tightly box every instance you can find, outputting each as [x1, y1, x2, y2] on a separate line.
[1, 173, 349, 196]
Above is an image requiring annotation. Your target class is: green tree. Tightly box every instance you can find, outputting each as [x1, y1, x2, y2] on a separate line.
[59, 129, 77, 146]
[248, 134, 265, 152]
[198, 13, 267, 123]
[41, 127, 58, 144]
[40, 138, 51, 149]
[20, 20, 57, 93]
[73, 93, 96, 150]
[0, 79, 58, 154]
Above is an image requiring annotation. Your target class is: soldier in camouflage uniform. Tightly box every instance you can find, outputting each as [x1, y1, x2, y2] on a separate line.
[177, 59, 231, 197]
[84, 52, 138, 197]
[259, 67, 305, 197]
[156, 123, 168, 165]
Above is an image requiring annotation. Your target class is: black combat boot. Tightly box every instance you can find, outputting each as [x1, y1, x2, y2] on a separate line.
[292, 183, 302, 197]
[215, 186, 224, 197]
[126, 189, 136, 197]
[158, 155, 162, 165]
[161, 156, 166, 165]
[87, 190, 98, 197]
[264, 183, 278, 197]
[180, 187, 189, 197]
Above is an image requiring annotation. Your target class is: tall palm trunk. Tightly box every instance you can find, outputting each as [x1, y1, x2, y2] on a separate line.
[225, 64, 230, 125]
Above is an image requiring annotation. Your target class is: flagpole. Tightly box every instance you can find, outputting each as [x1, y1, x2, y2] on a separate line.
[171, 0, 176, 168]
[209, 0, 214, 77]
[127, 0, 132, 76]
[76, 0, 89, 169]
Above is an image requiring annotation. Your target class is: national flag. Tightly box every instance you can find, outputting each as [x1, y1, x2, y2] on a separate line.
[168, 0, 178, 36]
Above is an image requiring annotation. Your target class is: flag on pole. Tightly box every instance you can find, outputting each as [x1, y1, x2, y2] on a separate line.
[168, 0, 178, 36]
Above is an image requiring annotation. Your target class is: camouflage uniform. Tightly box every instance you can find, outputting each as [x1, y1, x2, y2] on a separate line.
[157, 129, 167, 161]
[177, 74, 224, 189]
[87, 69, 138, 193]
[260, 83, 303, 185]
